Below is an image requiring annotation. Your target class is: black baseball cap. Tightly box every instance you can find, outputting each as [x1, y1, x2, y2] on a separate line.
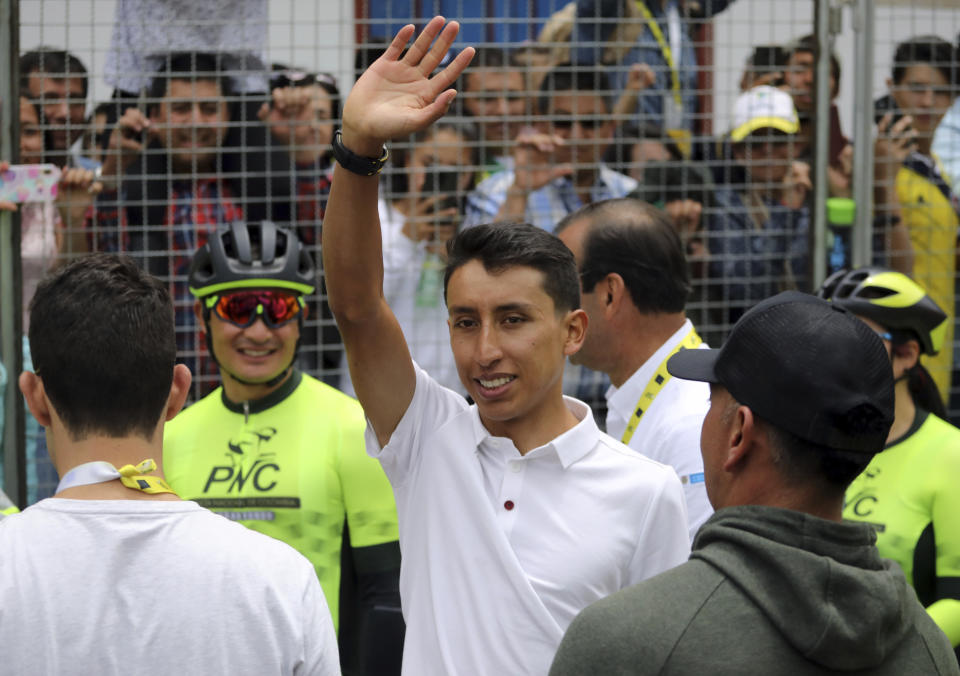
[667, 291, 894, 453]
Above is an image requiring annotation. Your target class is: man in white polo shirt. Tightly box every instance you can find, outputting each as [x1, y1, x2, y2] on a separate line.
[556, 198, 712, 541]
[322, 17, 690, 675]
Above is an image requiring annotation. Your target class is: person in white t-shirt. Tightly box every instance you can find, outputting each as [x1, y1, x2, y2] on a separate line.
[556, 198, 712, 541]
[322, 18, 690, 675]
[1, 253, 339, 675]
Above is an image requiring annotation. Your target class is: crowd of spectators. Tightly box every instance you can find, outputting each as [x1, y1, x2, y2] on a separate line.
[2, 8, 960, 673]
[3, 8, 960, 471]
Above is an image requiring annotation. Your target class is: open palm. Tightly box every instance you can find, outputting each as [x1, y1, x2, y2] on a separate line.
[343, 17, 475, 145]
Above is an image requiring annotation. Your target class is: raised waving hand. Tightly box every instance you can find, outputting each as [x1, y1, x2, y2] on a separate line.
[341, 17, 475, 153]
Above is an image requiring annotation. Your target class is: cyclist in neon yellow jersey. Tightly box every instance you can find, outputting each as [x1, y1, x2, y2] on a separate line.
[819, 267, 960, 657]
[164, 221, 402, 674]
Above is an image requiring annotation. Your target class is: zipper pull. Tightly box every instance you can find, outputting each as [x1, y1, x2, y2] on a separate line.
[243, 400, 250, 424]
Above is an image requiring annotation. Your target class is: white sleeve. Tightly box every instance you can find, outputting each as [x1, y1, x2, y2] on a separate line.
[298, 570, 341, 676]
[626, 469, 691, 587]
[364, 363, 468, 487]
[652, 415, 714, 542]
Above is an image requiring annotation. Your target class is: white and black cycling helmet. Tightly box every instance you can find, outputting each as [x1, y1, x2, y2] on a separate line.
[188, 221, 316, 298]
[817, 266, 947, 355]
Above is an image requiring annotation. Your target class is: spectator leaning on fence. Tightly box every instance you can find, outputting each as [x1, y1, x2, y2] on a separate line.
[551, 291, 960, 676]
[20, 48, 89, 166]
[1, 253, 340, 674]
[556, 197, 714, 541]
[322, 18, 690, 674]
[705, 85, 811, 325]
[464, 67, 636, 232]
[882, 35, 959, 405]
[86, 51, 303, 394]
[458, 47, 528, 177]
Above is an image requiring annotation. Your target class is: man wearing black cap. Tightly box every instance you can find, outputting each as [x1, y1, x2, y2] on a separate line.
[551, 291, 960, 675]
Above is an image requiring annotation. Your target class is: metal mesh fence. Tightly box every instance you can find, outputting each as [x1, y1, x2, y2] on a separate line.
[2, 0, 960, 505]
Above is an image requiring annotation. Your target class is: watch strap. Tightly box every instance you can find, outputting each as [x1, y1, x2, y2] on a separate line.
[332, 129, 389, 176]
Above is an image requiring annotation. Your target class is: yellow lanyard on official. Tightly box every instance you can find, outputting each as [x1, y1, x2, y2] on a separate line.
[621, 328, 702, 445]
[635, 0, 691, 156]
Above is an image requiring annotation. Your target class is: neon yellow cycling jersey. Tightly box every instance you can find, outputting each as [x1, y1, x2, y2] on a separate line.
[164, 371, 399, 630]
[844, 409, 960, 646]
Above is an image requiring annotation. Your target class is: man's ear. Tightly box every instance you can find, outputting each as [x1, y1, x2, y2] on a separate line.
[602, 273, 628, 317]
[891, 339, 920, 380]
[163, 364, 192, 422]
[562, 308, 589, 357]
[18, 371, 53, 428]
[722, 405, 755, 472]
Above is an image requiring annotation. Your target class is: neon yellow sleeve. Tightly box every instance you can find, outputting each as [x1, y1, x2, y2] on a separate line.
[927, 599, 960, 647]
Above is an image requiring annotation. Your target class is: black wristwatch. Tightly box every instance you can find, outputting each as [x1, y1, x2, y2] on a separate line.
[332, 129, 389, 176]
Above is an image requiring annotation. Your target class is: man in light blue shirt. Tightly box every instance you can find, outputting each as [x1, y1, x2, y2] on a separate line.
[464, 67, 636, 233]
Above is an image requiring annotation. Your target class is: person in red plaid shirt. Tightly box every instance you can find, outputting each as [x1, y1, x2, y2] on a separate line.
[86, 52, 332, 396]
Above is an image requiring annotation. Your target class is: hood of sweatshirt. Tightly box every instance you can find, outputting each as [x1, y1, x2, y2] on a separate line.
[692, 505, 921, 671]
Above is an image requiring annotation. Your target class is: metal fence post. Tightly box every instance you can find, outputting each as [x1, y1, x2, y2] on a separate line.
[811, 0, 833, 289]
[851, 0, 876, 266]
[0, 0, 24, 507]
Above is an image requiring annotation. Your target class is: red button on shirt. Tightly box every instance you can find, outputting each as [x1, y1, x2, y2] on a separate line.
[504, 500, 515, 510]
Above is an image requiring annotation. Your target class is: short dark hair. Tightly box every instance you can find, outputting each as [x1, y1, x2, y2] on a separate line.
[147, 52, 234, 107]
[20, 47, 89, 98]
[892, 36, 956, 88]
[444, 223, 581, 313]
[537, 66, 611, 116]
[558, 198, 690, 314]
[760, 416, 873, 493]
[28, 254, 177, 441]
[785, 35, 841, 92]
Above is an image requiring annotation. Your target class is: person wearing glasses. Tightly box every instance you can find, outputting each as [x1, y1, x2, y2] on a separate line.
[463, 67, 636, 233]
[878, 36, 959, 404]
[818, 267, 960, 659]
[163, 221, 404, 675]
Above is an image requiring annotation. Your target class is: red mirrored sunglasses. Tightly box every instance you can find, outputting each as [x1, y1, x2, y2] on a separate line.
[210, 290, 303, 328]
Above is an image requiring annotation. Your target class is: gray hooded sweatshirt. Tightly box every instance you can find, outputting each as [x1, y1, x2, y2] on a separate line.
[551, 505, 958, 675]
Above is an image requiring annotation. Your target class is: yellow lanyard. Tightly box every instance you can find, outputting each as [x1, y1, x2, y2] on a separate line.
[634, 0, 683, 109]
[117, 459, 178, 495]
[56, 458, 178, 496]
[621, 328, 702, 445]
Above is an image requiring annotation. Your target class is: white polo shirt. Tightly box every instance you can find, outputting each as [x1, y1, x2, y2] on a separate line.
[605, 319, 713, 541]
[368, 364, 690, 676]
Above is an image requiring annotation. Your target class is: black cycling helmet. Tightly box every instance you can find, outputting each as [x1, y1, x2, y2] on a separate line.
[817, 266, 947, 355]
[189, 221, 316, 298]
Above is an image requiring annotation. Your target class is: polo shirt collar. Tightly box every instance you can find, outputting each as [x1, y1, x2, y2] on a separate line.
[606, 318, 694, 422]
[468, 396, 599, 469]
